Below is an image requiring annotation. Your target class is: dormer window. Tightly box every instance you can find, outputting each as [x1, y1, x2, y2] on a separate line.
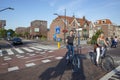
[102, 20, 106, 24]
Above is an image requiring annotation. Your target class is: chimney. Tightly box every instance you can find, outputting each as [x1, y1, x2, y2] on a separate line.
[83, 16, 85, 21]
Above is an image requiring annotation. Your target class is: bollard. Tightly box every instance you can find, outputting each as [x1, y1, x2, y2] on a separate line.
[58, 42, 60, 49]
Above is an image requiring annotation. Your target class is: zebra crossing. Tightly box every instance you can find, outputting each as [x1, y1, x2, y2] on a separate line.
[0, 44, 58, 57]
[100, 66, 120, 80]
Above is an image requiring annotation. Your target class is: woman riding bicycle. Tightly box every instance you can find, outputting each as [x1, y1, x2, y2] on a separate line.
[95, 33, 108, 65]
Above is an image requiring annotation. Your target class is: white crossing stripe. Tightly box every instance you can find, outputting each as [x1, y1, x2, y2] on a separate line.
[29, 47, 42, 51]
[25, 63, 36, 67]
[22, 47, 34, 52]
[6, 49, 14, 55]
[55, 57, 63, 60]
[100, 66, 120, 80]
[42, 59, 51, 63]
[8, 66, 19, 72]
[14, 48, 24, 53]
[36, 45, 57, 50]
[4, 56, 12, 60]
[0, 50, 3, 56]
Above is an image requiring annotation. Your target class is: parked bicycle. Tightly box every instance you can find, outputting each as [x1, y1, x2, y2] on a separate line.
[89, 47, 115, 72]
[66, 45, 81, 72]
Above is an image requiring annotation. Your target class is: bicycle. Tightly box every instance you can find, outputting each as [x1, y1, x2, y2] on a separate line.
[66, 45, 80, 72]
[89, 47, 115, 72]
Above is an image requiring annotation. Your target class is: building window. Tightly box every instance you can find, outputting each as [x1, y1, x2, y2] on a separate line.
[102, 20, 106, 24]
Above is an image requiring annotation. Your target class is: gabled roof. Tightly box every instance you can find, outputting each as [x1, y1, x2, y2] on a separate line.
[55, 16, 91, 26]
[95, 19, 112, 24]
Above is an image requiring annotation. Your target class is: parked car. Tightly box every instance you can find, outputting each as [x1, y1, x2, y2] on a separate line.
[12, 37, 23, 45]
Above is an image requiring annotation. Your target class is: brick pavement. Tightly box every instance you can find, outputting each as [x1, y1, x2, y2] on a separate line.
[0, 48, 107, 80]
[0, 44, 93, 74]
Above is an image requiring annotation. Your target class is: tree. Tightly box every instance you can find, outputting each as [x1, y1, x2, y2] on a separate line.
[91, 30, 103, 44]
[24, 32, 30, 39]
[0, 28, 7, 38]
[6, 29, 15, 37]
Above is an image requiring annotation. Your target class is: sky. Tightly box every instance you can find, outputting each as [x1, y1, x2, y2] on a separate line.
[0, 0, 120, 30]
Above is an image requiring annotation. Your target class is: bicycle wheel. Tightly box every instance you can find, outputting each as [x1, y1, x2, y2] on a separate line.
[101, 55, 115, 72]
[72, 55, 80, 72]
[89, 52, 97, 65]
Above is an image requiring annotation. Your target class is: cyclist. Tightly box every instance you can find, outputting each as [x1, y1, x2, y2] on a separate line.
[96, 33, 108, 65]
[66, 30, 75, 63]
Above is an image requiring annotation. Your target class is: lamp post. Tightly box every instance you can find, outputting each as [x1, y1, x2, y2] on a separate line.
[0, 7, 14, 12]
[54, 9, 66, 44]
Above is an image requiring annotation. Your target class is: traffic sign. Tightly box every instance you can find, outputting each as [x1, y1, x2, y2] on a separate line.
[55, 26, 60, 34]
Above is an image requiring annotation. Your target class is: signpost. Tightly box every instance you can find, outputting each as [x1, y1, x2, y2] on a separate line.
[55, 26, 60, 49]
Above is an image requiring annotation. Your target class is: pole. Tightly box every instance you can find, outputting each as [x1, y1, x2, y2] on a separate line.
[64, 9, 66, 44]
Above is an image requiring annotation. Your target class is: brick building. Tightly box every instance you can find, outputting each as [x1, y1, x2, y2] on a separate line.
[0, 20, 6, 29]
[30, 20, 47, 39]
[94, 19, 116, 38]
[15, 27, 27, 36]
[48, 16, 92, 41]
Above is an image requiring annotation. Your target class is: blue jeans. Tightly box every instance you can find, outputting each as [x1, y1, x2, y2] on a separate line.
[66, 44, 74, 59]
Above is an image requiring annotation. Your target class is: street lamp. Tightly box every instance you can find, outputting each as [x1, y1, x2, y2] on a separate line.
[0, 7, 14, 12]
[54, 9, 66, 44]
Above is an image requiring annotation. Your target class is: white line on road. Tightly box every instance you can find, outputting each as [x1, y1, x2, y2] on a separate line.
[8, 66, 19, 72]
[6, 49, 14, 55]
[100, 66, 120, 80]
[55, 57, 63, 60]
[25, 63, 36, 67]
[14, 48, 24, 54]
[22, 47, 34, 52]
[26, 56, 54, 63]
[42, 59, 51, 63]
[29, 47, 42, 51]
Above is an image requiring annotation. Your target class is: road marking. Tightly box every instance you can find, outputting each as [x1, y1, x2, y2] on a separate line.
[4, 56, 12, 61]
[29, 54, 36, 56]
[6, 49, 14, 55]
[22, 47, 34, 52]
[29, 47, 42, 51]
[16, 55, 24, 58]
[26, 56, 54, 63]
[35, 45, 57, 50]
[100, 66, 120, 80]
[55, 57, 63, 60]
[8, 66, 19, 72]
[42, 59, 51, 63]
[14, 48, 24, 54]
[1, 63, 8, 65]
[0, 50, 3, 56]
[25, 63, 36, 67]
[40, 52, 46, 54]
[48, 50, 54, 53]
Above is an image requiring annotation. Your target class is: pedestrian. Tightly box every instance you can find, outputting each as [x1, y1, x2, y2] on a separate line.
[66, 30, 75, 61]
[114, 36, 118, 48]
[95, 33, 108, 65]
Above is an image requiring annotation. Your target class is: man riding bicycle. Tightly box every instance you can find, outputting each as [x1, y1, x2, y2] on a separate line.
[66, 30, 75, 62]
